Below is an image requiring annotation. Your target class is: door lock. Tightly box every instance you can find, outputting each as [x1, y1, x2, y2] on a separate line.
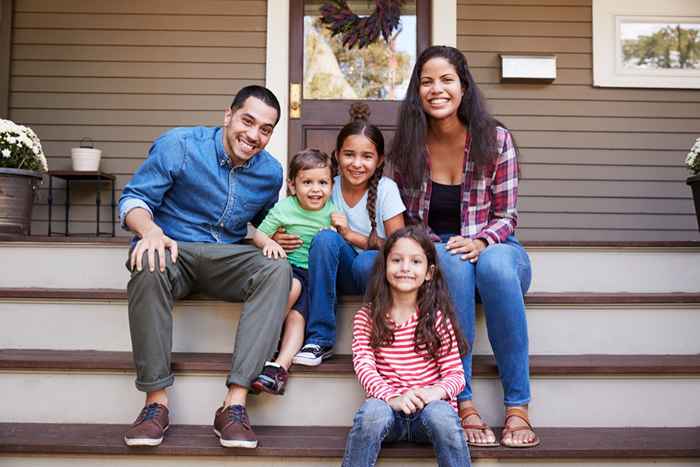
[290, 83, 301, 119]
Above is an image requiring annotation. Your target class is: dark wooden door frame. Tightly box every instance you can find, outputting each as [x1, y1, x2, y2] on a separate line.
[287, 0, 432, 154]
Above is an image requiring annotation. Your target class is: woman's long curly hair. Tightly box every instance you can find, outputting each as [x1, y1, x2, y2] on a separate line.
[364, 225, 468, 360]
[388, 45, 518, 189]
[332, 117, 385, 250]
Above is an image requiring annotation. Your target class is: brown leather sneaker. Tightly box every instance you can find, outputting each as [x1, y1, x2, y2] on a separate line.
[213, 404, 258, 448]
[124, 403, 170, 446]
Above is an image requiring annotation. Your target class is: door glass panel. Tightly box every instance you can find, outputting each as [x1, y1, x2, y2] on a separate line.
[303, 1, 417, 100]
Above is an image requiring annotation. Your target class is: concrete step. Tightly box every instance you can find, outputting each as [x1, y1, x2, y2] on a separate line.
[1, 423, 698, 466]
[2, 289, 698, 355]
[2, 240, 699, 293]
[2, 350, 699, 428]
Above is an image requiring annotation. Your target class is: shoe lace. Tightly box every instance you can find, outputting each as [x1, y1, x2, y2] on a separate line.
[138, 403, 163, 423]
[226, 405, 251, 429]
[305, 344, 321, 353]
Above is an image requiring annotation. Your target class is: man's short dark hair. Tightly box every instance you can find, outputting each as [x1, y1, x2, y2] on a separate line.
[230, 85, 281, 126]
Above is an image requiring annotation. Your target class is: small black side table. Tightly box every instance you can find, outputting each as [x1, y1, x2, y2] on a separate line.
[47, 170, 116, 237]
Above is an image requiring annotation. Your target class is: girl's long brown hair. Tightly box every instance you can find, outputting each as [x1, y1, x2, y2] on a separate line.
[364, 225, 468, 360]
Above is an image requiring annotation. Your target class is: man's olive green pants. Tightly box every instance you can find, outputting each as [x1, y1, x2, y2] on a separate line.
[126, 242, 292, 392]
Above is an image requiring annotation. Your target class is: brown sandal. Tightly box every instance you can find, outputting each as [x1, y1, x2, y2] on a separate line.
[459, 406, 499, 447]
[501, 407, 541, 448]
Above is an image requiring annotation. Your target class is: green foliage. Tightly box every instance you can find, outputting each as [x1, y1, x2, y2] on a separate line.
[623, 25, 699, 69]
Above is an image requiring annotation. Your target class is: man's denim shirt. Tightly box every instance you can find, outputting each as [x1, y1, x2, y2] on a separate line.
[119, 126, 283, 244]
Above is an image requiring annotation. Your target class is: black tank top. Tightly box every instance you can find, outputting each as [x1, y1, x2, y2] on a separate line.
[427, 181, 461, 236]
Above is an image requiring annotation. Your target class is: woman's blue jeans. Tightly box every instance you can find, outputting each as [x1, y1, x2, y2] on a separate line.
[342, 399, 471, 467]
[305, 230, 378, 348]
[437, 234, 532, 406]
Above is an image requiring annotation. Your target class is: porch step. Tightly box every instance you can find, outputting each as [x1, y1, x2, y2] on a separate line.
[2, 289, 699, 355]
[2, 350, 699, 428]
[2, 240, 699, 293]
[1, 423, 699, 463]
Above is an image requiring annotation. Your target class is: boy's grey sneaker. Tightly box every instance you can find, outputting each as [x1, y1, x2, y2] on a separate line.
[123, 403, 170, 446]
[213, 404, 258, 448]
[292, 344, 333, 366]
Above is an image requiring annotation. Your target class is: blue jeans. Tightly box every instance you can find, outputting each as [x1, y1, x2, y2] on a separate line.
[306, 230, 378, 347]
[342, 399, 471, 467]
[437, 234, 532, 406]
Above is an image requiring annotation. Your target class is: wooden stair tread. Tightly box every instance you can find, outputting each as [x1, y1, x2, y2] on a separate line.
[2, 288, 699, 304]
[3, 236, 700, 248]
[1, 423, 698, 458]
[2, 350, 699, 376]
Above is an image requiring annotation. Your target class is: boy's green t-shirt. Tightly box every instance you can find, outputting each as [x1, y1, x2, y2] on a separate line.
[257, 196, 336, 269]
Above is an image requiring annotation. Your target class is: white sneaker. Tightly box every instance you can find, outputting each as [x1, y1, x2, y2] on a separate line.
[292, 344, 333, 366]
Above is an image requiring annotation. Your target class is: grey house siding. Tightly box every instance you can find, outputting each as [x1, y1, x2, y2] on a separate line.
[458, 0, 700, 241]
[7, 0, 267, 236]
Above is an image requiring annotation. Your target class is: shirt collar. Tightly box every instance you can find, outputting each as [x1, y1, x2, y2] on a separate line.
[215, 127, 256, 170]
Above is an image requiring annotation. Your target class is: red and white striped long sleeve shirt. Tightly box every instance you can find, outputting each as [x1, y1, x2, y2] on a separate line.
[351, 306, 465, 411]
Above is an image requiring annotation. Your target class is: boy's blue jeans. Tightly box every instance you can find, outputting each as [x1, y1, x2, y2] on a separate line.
[305, 230, 378, 348]
[437, 234, 532, 406]
[342, 399, 471, 467]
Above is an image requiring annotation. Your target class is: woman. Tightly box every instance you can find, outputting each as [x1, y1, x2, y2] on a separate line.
[388, 45, 539, 448]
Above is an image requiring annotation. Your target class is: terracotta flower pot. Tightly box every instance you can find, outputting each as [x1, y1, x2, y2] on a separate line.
[0, 168, 43, 238]
[687, 174, 700, 232]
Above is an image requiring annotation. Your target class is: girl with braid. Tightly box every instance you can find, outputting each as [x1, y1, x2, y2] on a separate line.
[279, 117, 406, 366]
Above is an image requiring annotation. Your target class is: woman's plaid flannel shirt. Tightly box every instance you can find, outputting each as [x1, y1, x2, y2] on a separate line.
[394, 126, 519, 245]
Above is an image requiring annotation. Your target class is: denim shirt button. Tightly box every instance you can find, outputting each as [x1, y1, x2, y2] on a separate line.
[220, 222, 224, 227]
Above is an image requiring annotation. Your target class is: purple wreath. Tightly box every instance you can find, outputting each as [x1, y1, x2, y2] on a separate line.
[319, 0, 404, 49]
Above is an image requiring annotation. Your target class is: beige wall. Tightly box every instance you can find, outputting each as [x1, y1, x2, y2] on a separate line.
[7, 0, 699, 240]
[7, 0, 267, 235]
[458, 0, 700, 241]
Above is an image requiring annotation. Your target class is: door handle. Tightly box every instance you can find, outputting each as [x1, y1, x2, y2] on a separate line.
[290, 83, 301, 119]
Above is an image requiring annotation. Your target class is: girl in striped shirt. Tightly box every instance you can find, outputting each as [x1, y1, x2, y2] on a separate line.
[342, 226, 471, 467]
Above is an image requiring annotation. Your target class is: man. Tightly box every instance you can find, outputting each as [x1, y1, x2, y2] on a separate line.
[118, 85, 291, 449]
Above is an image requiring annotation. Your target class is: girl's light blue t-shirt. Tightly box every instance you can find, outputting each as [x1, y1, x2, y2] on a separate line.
[331, 175, 406, 253]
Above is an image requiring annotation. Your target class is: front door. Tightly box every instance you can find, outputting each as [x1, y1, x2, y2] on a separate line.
[288, 0, 430, 157]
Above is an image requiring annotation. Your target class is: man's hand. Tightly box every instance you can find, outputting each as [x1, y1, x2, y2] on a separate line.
[262, 239, 287, 259]
[130, 226, 179, 272]
[445, 235, 487, 263]
[271, 227, 302, 253]
[387, 389, 425, 415]
[414, 386, 447, 405]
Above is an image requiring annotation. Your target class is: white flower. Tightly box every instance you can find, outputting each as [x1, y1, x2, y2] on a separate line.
[0, 119, 48, 171]
[687, 136, 700, 174]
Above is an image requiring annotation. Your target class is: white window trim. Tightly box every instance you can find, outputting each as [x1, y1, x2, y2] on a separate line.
[593, 0, 700, 89]
[266, 0, 290, 185]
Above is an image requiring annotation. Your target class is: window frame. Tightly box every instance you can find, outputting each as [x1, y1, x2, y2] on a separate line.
[592, 0, 700, 89]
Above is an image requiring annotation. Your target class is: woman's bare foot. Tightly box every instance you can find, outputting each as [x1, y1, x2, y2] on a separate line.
[458, 400, 497, 446]
[501, 405, 540, 448]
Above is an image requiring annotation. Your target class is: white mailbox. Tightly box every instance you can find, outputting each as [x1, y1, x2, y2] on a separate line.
[500, 55, 557, 82]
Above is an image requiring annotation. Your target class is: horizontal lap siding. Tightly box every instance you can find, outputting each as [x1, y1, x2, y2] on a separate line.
[458, 0, 700, 241]
[8, 0, 267, 236]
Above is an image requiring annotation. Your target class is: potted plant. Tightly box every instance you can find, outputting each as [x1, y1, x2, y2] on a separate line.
[686, 137, 700, 231]
[0, 119, 48, 238]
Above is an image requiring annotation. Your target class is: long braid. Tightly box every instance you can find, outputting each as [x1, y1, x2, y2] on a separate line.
[366, 161, 384, 250]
